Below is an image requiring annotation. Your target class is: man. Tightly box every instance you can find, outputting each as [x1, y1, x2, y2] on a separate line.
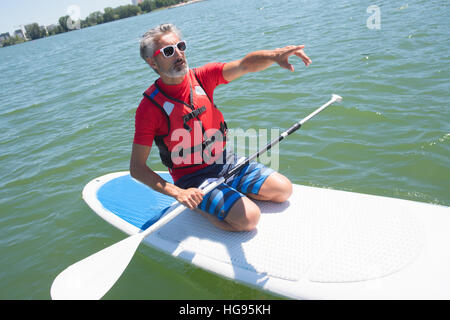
[131, 24, 311, 232]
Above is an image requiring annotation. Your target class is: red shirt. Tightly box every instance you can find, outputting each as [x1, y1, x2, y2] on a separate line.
[133, 62, 229, 181]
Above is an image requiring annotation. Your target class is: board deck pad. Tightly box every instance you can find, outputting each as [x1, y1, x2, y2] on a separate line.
[97, 173, 174, 230]
[83, 171, 450, 299]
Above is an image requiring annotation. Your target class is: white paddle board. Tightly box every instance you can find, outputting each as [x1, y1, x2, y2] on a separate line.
[82, 171, 450, 299]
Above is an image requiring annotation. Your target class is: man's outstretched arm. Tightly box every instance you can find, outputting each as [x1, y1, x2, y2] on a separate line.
[222, 45, 312, 82]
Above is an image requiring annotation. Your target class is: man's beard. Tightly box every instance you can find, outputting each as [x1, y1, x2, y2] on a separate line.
[160, 59, 189, 78]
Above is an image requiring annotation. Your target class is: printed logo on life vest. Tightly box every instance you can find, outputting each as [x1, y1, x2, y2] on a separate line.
[163, 101, 175, 116]
[195, 86, 206, 96]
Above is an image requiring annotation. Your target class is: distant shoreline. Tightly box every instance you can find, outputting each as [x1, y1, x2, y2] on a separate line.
[0, 0, 206, 48]
[168, 0, 206, 9]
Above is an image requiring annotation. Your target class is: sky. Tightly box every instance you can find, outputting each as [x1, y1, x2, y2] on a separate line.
[0, 0, 133, 35]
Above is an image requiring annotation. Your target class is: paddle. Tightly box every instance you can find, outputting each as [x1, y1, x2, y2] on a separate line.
[50, 94, 342, 300]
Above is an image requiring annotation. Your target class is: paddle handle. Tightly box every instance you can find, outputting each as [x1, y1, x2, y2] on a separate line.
[299, 94, 342, 126]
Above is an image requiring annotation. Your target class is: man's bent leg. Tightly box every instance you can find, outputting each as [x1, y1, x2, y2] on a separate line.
[223, 196, 260, 231]
[246, 172, 293, 203]
[194, 181, 261, 232]
[195, 196, 260, 232]
[191, 161, 291, 232]
[224, 158, 292, 203]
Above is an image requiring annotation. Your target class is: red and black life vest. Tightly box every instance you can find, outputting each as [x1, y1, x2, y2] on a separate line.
[143, 69, 227, 176]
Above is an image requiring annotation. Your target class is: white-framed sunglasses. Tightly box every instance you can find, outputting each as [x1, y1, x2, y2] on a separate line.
[153, 40, 187, 58]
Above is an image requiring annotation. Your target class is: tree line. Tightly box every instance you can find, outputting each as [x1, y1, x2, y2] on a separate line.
[1, 0, 189, 47]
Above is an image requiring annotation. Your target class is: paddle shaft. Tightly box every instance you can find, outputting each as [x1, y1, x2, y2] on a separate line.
[141, 94, 342, 239]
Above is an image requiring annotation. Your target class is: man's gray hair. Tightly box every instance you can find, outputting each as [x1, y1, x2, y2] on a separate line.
[140, 23, 183, 62]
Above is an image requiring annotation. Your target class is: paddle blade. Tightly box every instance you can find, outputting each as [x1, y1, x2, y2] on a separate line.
[51, 233, 143, 300]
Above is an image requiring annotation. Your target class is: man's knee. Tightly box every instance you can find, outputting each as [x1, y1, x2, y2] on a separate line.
[272, 176, 293, 203]
[226, 197, 261, 232]
[241, 202, 261, 231]
[260, 172, 293, 203]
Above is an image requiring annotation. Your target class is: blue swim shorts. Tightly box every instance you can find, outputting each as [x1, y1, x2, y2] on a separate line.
[174, 151, 274, 221]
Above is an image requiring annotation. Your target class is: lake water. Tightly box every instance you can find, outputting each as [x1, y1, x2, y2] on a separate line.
[0, 0, 448, 299]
